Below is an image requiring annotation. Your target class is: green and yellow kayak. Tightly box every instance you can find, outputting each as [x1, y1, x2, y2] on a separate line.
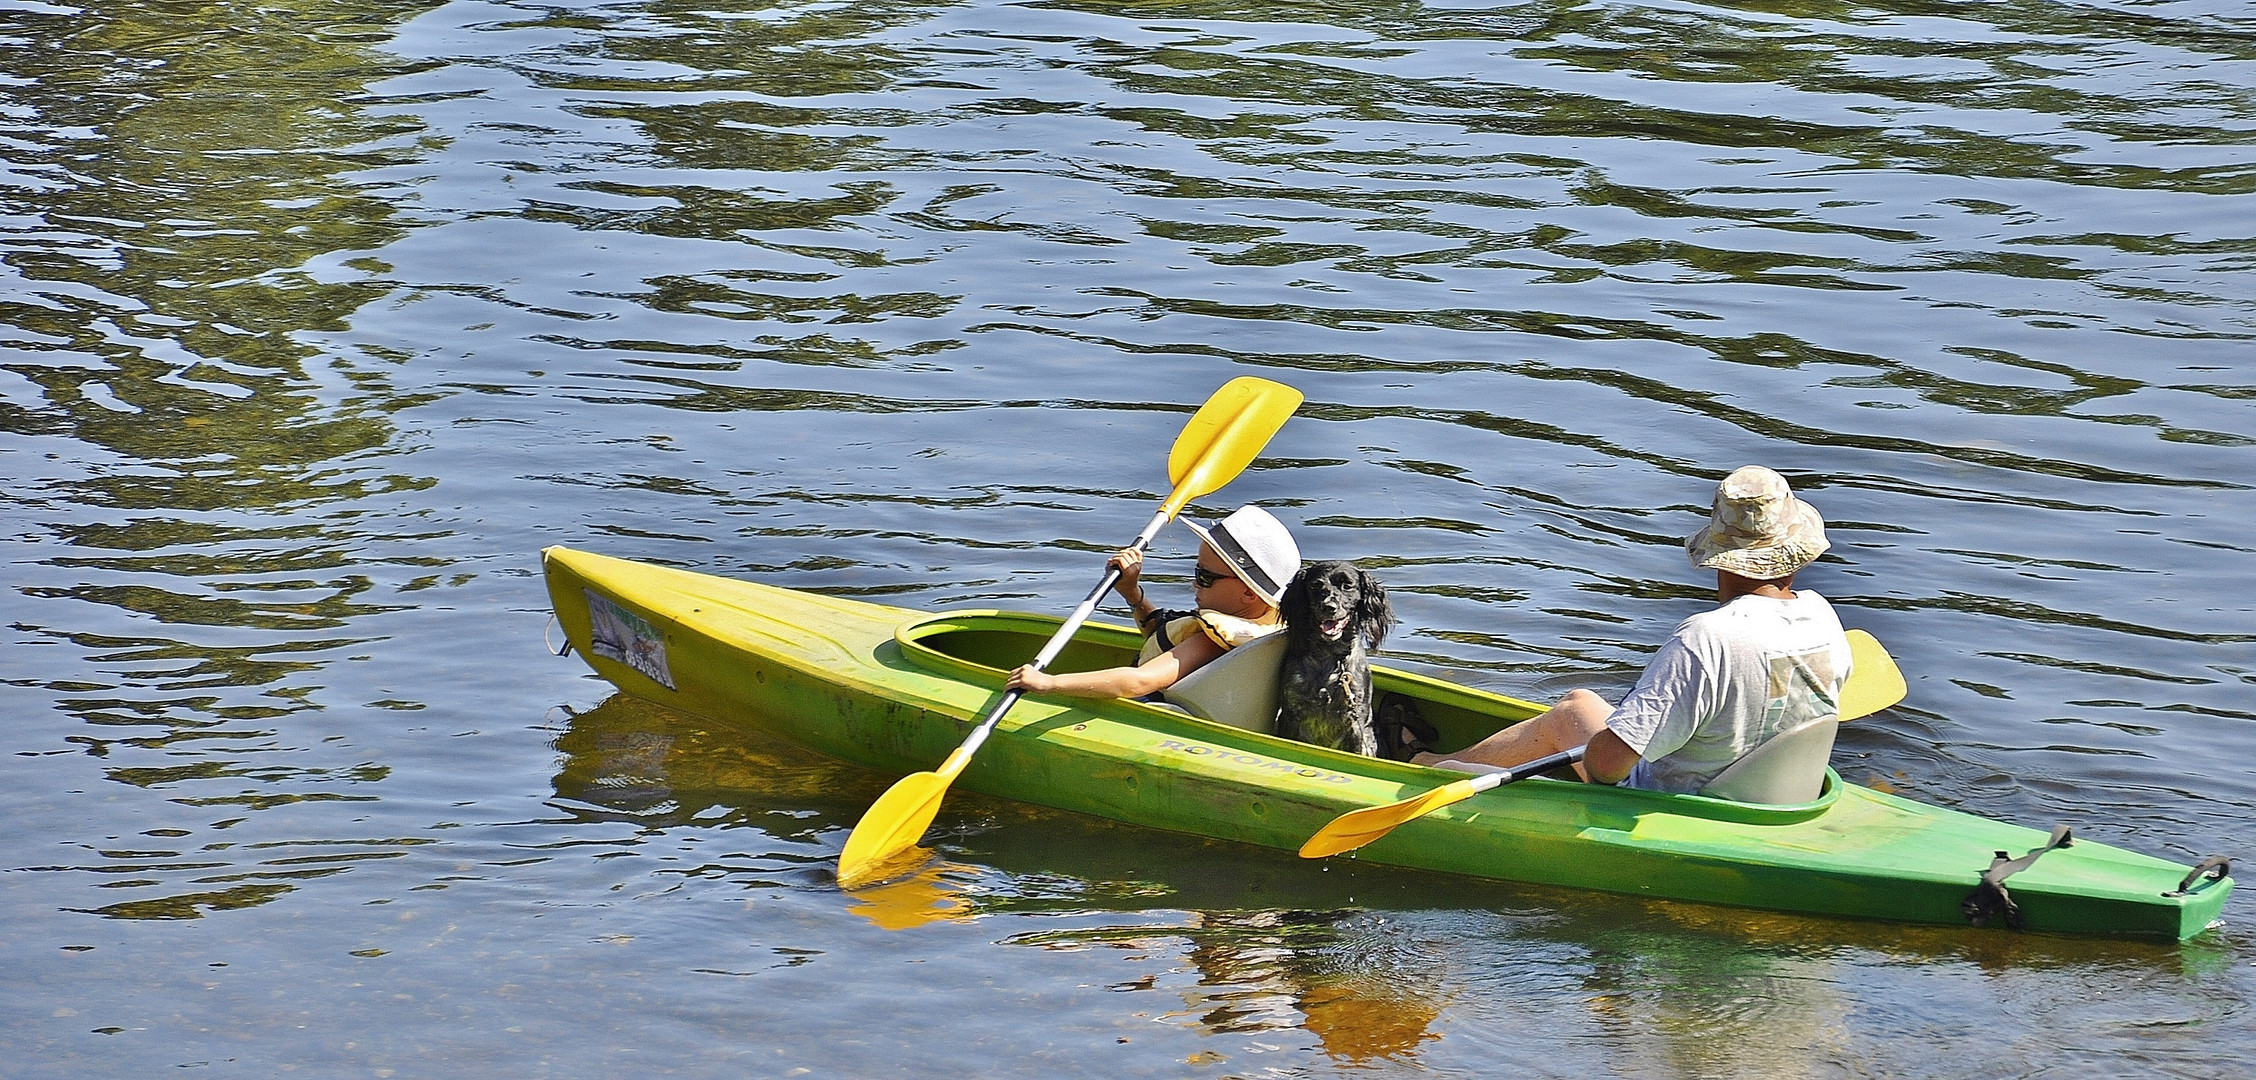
[542, 546, 2231, 939]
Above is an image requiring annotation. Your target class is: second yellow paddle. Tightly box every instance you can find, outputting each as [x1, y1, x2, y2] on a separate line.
[1297, 629, 1907, 860]
[838, 376, 1304, 888]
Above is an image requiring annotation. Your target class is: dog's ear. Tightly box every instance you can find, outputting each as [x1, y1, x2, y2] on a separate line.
[1356, 567, 1394, 651]
[1279, 566, 1311, 624]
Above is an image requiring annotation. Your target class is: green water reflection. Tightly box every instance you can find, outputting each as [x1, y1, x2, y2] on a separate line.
[3, 0, 441, 925]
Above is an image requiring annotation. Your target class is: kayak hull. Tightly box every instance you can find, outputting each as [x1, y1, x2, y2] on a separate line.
[542, 546, 2231, 940]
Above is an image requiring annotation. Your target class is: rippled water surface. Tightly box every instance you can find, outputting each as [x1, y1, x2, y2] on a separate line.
[4, 0, 2253, 1075]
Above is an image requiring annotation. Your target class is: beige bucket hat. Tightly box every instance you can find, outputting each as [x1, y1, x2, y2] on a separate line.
[1185, 504, 1301, 606]
[1685, 466, 1830, 579]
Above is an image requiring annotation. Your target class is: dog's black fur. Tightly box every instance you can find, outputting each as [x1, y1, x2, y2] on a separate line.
[1274, 560, 1395, 756]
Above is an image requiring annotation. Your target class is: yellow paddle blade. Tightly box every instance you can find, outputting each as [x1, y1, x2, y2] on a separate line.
[1160, 377, 1303, 520]
[1297, 776, 1481, 859]
[837, 770, 952, 889]
[1841, 629, 1906, 721]
[840, 744, 977, 887]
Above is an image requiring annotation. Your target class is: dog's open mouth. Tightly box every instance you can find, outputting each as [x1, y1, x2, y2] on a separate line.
[1319, 617, 1347, 640]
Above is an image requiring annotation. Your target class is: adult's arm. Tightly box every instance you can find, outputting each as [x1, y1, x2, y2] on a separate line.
[1582, 726, 1640, 785]
[1601, 626, 1711, 770]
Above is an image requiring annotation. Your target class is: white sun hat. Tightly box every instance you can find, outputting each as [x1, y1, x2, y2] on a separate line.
[1684, 466, 1830, 580]
[1184, 504, 1301, 606]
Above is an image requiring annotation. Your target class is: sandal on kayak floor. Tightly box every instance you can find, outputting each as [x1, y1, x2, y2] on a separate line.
[1376, 695, 1437, 762]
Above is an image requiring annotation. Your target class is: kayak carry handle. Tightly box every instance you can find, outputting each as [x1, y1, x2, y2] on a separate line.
[2168, 856, 2231, 897]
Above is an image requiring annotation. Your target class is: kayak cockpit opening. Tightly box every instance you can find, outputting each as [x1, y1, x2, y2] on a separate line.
[896, 609, 1146, 687]
[900, 611, 1545, 753]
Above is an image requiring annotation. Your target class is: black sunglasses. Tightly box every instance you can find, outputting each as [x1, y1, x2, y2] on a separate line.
[1193, 563, 1236, 589]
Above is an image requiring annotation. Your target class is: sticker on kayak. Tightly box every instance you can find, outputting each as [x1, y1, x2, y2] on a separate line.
[1153, 738, 1354, 784]
[585, 588, 674, 690]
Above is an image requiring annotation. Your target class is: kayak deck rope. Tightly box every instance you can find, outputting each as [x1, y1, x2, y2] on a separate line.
[544, 614, 574, 657]
[1961, 825, 2074, 930]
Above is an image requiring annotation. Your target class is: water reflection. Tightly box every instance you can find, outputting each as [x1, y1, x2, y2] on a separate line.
[1, 0, 448, 925]
[1181, 909, 1447, 1064]
[550, 693, 886, 833]
[552, 692, 1453, 1058]
[1579, 928, 1849, 1079]
[551, 688, 2208, 1064]
[549, 685, 2240, 1066]
[1007, 908, 1450, 1065]
[843, 862, 978, 931]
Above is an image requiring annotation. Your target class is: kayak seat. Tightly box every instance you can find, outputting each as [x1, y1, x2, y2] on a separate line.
[1161, 631, 1287, 735]
[1699, 715, 1839, 805]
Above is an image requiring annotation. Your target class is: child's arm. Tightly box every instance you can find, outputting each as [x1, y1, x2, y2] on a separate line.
[1007, 631, 1227, 700]
[1109, 548, 1156, 626]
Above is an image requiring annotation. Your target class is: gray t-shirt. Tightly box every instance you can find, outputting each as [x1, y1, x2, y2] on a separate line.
[1607, 591, 1852, 794]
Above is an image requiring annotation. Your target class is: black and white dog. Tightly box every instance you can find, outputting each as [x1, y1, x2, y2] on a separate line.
[1274, 560, 1395, 757]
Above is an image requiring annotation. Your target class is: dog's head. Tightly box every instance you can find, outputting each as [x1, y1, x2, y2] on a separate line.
[1281, 560, 1394, 652]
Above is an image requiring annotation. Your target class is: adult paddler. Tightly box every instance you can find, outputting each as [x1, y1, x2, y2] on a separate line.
[1419, 466, 1852, 790]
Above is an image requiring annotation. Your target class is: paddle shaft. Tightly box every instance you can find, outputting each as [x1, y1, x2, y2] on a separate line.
[1456, 744, 1586, 796]
[935, 507, 1167, 777]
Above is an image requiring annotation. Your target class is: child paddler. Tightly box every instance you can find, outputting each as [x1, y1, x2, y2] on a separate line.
[1006, 504, 1300, 701]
